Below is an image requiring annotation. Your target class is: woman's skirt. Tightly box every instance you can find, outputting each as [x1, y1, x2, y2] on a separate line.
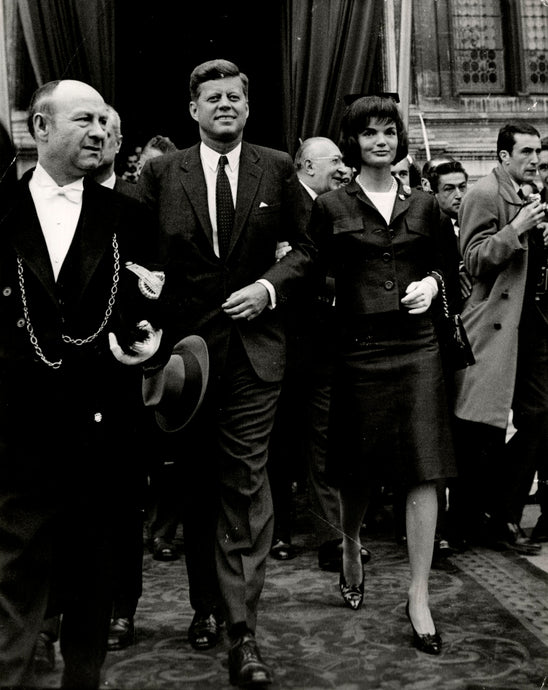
[327, 312, 457, 488]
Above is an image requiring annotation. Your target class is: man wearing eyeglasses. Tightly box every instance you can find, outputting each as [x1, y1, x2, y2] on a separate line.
[268, 137, 371, 572]
[452, 121, 548, 554]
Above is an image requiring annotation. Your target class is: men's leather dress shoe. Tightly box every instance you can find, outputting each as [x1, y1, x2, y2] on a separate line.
[318, 538, 371, 572]
[270, 539, 297, 560]
[152, 537, 178, 561]
[433, 538, 456, 562]
[107, 617, 135, 651]
[531, 514, 548, 543]
[495, 522, 541, 555]
[188, 611, 223, 650]
[33, 632, 56, 673]
[228, 634, 272, 687]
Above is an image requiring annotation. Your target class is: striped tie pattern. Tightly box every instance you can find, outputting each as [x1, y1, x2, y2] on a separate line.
[216, 155, 234, 258]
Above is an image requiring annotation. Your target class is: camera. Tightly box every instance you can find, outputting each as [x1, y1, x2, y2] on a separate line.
[536, 265, 548, 300]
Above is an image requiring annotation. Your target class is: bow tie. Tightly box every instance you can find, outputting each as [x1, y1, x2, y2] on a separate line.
[41, 182, 83, 204]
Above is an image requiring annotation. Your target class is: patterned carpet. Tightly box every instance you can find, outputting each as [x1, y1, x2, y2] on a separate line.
[37, 504, 548, 690]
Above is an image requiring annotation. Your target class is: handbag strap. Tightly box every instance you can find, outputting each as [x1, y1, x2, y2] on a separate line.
[429, 270, 450, 318]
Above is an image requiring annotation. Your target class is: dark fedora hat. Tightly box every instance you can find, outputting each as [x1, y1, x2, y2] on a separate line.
[142, 335, 209, 432]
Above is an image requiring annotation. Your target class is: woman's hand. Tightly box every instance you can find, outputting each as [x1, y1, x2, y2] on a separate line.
[109, 321, 163, 365]
[275, 241, 292, 262]
[401, 277, 438, 314]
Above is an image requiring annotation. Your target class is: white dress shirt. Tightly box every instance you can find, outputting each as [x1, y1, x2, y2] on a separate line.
[101, 172, 117, 190]
[29, 163, 84, 281]
[200, 142, 239, 257]
[299, 179, 318, 200]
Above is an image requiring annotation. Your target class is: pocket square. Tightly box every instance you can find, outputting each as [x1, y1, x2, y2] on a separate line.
[259, 201, 269, 208]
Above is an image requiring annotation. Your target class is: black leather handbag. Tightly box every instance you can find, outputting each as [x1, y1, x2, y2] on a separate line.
[431, 271, 475, 370]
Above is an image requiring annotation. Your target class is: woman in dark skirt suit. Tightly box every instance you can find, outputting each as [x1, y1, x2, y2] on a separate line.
[309, 96, 457, 655]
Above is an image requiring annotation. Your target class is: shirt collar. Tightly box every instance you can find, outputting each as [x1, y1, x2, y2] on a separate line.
[32, 162, 85, 194]
[101, 172, 117, 190]
[200, 141, 242, 171]
[299, 179, 318, 200]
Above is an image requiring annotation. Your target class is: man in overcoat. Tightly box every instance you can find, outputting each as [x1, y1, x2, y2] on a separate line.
[453, 121, 547, 553]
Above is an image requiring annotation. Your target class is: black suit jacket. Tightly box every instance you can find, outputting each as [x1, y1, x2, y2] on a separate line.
[114, 176, 141, 200]
[0, 171, 160, 488]
[138, 141, 315, 382]
[311, 181, 456, 320]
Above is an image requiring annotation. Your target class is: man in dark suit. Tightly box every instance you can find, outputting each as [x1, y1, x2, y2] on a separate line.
[92, 105, 140, 198]
[0, 79, 164, 689]
[138, 59, 314, 687]
[268, 137, 371, 571]
[90, 104, 148, 654]
[531, 135, 548, 543]
[421, 158, 471, 555]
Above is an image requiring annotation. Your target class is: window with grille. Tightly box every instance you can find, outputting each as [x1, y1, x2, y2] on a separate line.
[522, 0, 548, 92]
[450, 0, 548, 94]
[450, 0, 505, 92]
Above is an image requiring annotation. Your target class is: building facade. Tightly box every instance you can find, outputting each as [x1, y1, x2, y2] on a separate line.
[1, 0, 547, 184]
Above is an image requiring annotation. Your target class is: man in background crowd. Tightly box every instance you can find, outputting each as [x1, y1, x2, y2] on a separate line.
[453, 121, 546, 555]
[268, 136, 370, 572]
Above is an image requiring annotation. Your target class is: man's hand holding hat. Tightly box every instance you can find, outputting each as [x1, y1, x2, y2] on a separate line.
[142, 335, 209, 432]
[109, 320, 163, 365]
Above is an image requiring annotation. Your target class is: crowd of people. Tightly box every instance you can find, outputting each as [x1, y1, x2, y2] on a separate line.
[0, 58, 547, 689]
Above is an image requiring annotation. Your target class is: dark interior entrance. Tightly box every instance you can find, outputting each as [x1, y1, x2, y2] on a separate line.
[115, 1, 285, 160]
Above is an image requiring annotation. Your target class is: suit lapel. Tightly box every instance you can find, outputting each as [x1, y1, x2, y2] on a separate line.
[178, 145, 215, 248]
[9, 177, 58, 303]
[495, 164, 523, 207]
[391, 181, 411, 223]
[230, 143, 262, 257]
[66, 179, 117, 304]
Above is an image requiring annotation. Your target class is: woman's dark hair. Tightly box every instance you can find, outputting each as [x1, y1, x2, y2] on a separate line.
[339, 95, 408, 171]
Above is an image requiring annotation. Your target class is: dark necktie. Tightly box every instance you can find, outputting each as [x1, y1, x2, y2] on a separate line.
[216, 155, 234, 258]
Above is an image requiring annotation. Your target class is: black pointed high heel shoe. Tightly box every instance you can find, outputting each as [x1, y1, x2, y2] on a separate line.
[405, 601, 442, 655]
[339, 563, 364, 610]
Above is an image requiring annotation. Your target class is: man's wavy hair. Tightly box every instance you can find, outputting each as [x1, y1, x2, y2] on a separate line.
[497, 121, 540, 162]
[339, 95, 408, 171]
[189, 59, 249, 101]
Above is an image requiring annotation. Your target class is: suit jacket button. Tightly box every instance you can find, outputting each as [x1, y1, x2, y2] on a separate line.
[494, 322, 502, 330]
[384, 280, 395, 290]
[2, 287, 12, 297]
[382, 252, 391, 262]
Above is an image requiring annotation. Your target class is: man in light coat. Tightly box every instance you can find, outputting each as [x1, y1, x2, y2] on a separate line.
[452, 121, 547, 554]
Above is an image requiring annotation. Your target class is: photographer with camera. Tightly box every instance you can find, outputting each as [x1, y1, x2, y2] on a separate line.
[451, 122, 547, 554]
